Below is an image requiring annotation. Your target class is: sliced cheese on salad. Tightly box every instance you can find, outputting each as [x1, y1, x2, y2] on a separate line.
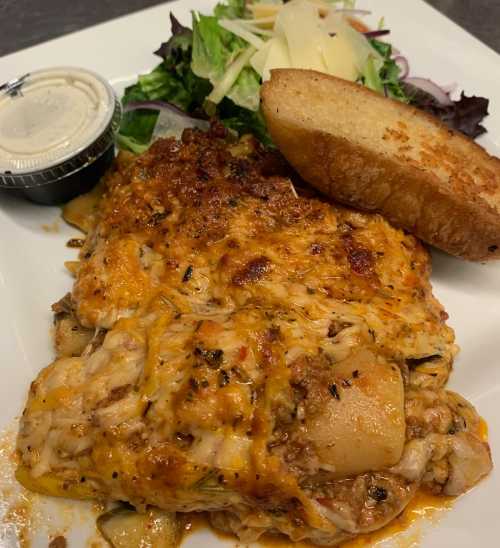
[321, 34, 359, 81]
[193, 0, 382, 111]
[208, 47, 257, 106]
[274, 0, 327, 73]
[219, 18, 266, 50]
[251, 36, 292, 81]
[323, 12, 382, 73]
[249, 0, 335, 20]
[250, 38, 273, 76]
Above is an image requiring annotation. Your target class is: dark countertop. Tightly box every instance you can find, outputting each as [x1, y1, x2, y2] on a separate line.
[0, 0, 499, 58]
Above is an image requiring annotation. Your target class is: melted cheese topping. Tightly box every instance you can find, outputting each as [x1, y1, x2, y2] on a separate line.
[17, 129, 490, 545]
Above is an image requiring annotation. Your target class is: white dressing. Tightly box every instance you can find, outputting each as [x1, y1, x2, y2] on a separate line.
[0, 68, 115, 174]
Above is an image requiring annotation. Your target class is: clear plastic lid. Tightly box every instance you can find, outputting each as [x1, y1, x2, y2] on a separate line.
[0, 67, 116, 175]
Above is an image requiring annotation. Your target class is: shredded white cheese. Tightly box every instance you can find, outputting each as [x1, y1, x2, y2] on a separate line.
[220, 0, 382, 86]
[219, 19, 266, 49]
[207, 46, 257, 105]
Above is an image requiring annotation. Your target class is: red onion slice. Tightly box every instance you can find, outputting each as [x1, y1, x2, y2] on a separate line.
[363, 29, 390, 38]
[124, 100, 210, 142]
[403, 77, 453, 106]
[124, 100, 194, 117]
[328, 29, 391, 38]
[441, 82, 458, 95]
[393, 56, 410, 80]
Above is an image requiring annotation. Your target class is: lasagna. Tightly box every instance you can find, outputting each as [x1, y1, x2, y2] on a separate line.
[17, 126, 491, 545]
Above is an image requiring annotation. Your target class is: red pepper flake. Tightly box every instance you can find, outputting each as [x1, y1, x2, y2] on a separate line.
[342, 234, 375, 277]
[238, 346, 248, 361]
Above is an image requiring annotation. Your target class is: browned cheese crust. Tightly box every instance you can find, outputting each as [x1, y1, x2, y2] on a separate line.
[261, 69, 500, 261]
[17, 128, 491, 546]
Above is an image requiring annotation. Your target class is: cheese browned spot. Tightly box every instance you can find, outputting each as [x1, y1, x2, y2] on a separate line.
[232, 256, 272, 286]
[17, 127, 491, 546]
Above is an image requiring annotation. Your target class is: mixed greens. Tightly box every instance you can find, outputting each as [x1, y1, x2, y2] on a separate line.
[118, 0, 489, 152]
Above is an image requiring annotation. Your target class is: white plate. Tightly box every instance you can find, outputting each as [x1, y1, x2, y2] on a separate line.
[0, 1, 499, 546]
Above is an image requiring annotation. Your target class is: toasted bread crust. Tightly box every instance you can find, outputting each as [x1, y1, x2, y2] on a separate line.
[261, 69, 500, 261]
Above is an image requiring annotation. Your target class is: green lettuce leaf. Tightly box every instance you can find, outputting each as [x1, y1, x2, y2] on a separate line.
[226, 65, 261, 111]
[151, 15, 213, 111]
[191, 13, 246, 83]
[213, 0, 246, 19]
[154, 13, 193, 66]
[119, 78, 160, 150]
[115, 134, 150, 155]
[364, 38, 410, 102]
[218, 98, 272, 146]
[192, 13, 261, 112]
[118, 15, 211, 152]
[118, 3, 269, 153]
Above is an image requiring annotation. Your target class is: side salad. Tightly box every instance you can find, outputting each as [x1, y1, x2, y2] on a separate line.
[118, 0, 489, 153]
